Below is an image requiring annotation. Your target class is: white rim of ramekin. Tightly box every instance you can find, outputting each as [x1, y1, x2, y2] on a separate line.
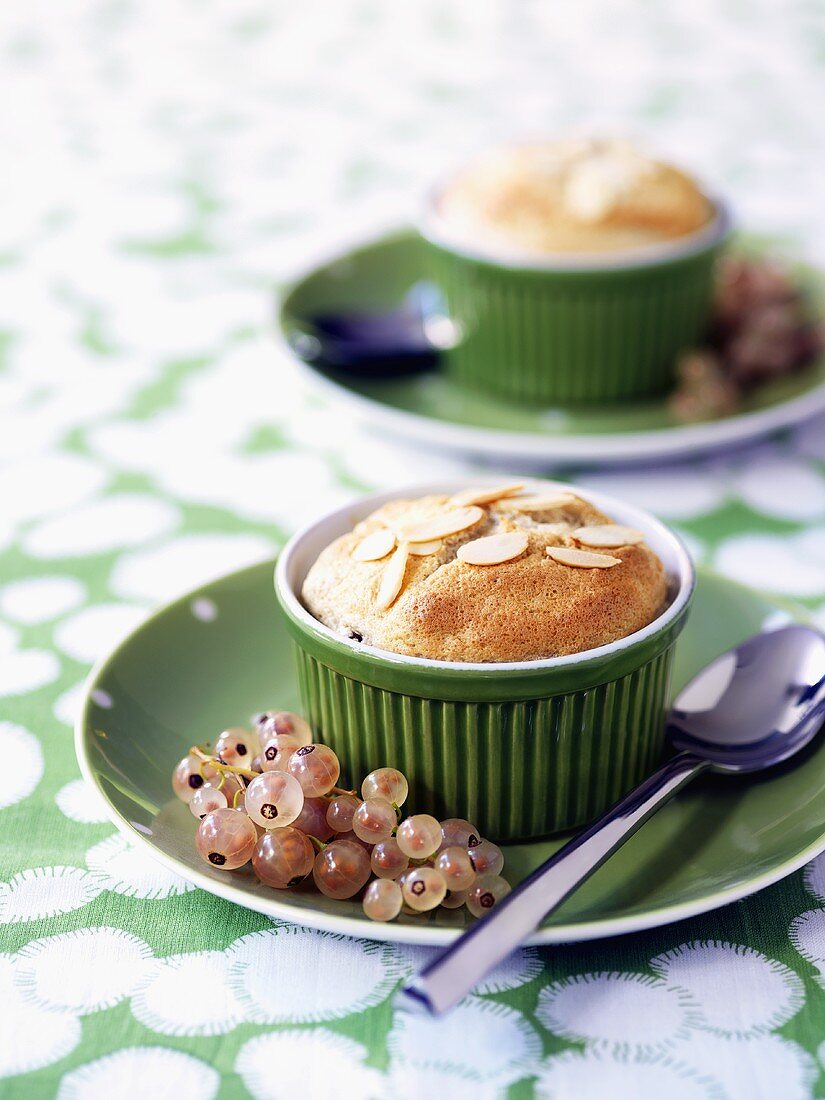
[276, 478, 696, 673]
[421, 193, 732, 273]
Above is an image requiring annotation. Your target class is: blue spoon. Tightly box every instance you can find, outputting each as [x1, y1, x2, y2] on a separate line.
[286, 282, 445, 378]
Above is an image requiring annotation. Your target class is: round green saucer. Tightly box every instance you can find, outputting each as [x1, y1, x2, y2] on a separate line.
[76, 560, 825, 946]
[278, 231, 825, 466]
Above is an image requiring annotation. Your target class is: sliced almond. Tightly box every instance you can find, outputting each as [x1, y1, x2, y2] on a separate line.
[499, 492, 576, 512]
[352, 528, 397, 562]
[396, 505, 484, 543]
[376, 542, 410, 609]
[457, 531, 529, 566]
[449, 483, 525, 507]
[573, 524, 644, 548]
[545, 546, 621, 569]
[408, 539, 443, 556]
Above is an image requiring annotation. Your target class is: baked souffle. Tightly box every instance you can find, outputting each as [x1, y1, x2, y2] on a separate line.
[301, 484, 668, 663]
[435, 138, 714, 257]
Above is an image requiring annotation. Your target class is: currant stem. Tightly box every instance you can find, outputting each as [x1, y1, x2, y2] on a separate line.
[216, 762, 258, 779]
[199, 759, 218, 783]
[190, 746, 216, 763]
[192, 746, 257, 784]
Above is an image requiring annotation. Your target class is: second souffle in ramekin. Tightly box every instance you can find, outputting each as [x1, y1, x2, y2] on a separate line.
[421, 138, 732, 406]
[275, 479, 695, 841]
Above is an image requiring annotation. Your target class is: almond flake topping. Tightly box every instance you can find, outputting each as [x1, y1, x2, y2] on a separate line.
[352, 528, 397, 562]
[449, 483, 525, 507]
[499, 492, 576, 512]
[396, 505, 484, 543]
[376, 542, 410, 609]
[573, 524, 644, 548]
[408, 539, 443, 556]
[545, 546, 621, 569]
[457, 531, 529, 566]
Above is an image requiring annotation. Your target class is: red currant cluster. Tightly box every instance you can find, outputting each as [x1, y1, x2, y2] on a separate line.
[670, 255, 823, 421]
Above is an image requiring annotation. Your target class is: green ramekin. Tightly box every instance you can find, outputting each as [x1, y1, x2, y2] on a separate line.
[274, 480, 695, 842]
[421, 195, 733, 406]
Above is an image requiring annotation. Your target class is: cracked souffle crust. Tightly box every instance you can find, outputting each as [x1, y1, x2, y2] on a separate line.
[436, 138, 714, 257]
[301, 493, 668, 663]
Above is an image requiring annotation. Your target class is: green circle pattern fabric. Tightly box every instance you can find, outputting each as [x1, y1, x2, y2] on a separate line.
[4, 1, 825, 1097]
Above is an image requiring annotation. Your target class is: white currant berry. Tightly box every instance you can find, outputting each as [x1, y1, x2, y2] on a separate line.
[363, 878, 403, 922]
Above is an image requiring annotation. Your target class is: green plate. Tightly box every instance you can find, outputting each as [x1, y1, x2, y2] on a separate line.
[279, 231, 825, 466]
[76, 560, 825, 946]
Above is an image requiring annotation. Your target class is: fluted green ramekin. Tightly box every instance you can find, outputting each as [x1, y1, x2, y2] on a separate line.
[421, 199, 733, 405]
[274, 481, 695, 841]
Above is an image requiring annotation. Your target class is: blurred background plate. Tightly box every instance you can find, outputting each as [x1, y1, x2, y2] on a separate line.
[279, 230, 825, 468]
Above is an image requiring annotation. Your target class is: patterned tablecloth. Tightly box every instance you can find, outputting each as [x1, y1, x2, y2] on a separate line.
[4, 2, 825, 1097]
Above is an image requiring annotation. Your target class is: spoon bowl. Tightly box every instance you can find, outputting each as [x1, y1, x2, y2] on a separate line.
[669, 625, 825, 771]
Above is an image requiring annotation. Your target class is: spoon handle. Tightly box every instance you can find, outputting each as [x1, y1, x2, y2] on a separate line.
[397, 750, 709, 1017]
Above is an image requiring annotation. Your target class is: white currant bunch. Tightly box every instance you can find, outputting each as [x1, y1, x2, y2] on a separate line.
[172, 716, 510, 921]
